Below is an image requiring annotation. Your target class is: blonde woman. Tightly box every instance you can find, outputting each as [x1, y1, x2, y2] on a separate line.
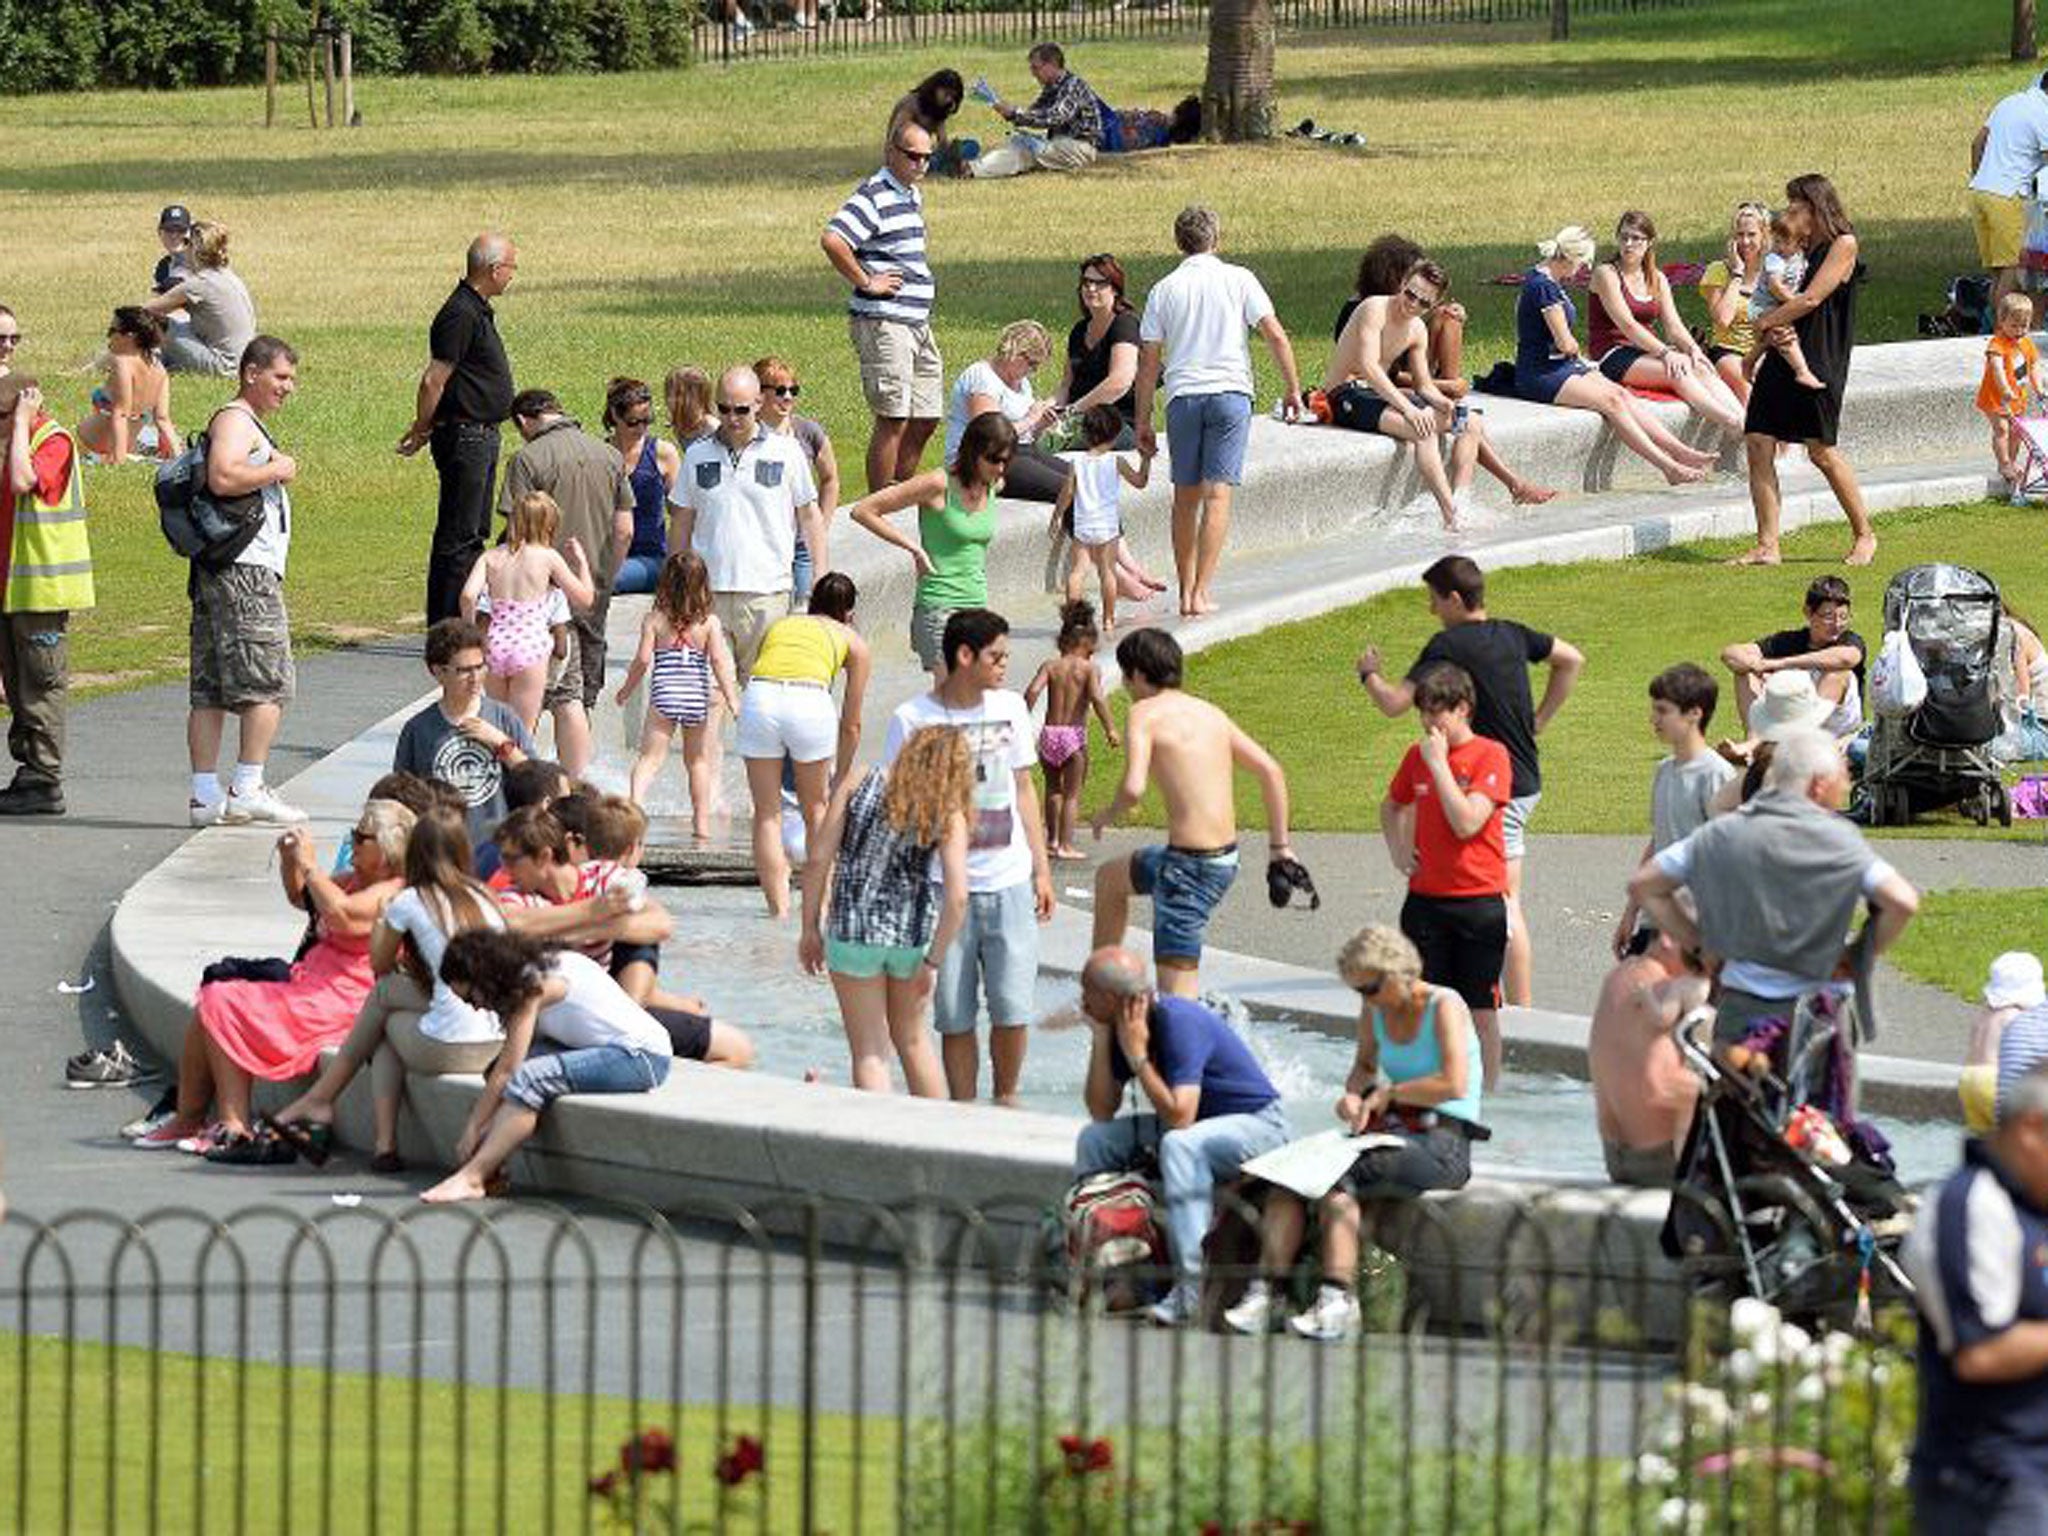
[1225, 924, 1485, 1342]
[799, 725, 972, 1096]
[1513, 226, 1715, 485]
[142, 219, 257, 377]
[1587, 210, 1745, 434]
[1698, 201, 1769, 403]
[943, 319, 1071, 502]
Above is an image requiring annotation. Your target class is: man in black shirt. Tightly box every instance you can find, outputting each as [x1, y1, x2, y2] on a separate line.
[1355, 554, 1583, 1008]
[398, 233, 518, 625]
[1719, 574, 1866, 741]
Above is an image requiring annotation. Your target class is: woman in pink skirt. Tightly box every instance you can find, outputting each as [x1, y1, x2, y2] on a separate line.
[131, 798, 414, 1161]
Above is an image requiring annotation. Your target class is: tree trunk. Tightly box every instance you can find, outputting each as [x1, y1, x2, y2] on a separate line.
[2017, 0, 2039, 62]
[1551, 0, 1569, 42]
[1203, 0, 1277, 143]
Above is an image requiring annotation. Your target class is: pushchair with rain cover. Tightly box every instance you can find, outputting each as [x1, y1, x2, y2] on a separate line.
[1660, 984, 1915, 1326]
[1860, 562, 2009, 827]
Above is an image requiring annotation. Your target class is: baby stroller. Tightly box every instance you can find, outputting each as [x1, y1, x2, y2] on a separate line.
[1859, 563, 2009, 827]
[1661, 989, 1915, 1325]
[2012, 412, 2048, 503]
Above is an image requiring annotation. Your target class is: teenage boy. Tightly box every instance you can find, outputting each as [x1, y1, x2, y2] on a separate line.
[1719, 574, 1866, 745]
[1612, 663, 1736, 957]
[0, 376, 93, 816]
[392, 617, 534, 851]
[1380, 663, 1511, 1090]
[883, 607, 1056, 1105]
[1357, 554, 1582, 1009]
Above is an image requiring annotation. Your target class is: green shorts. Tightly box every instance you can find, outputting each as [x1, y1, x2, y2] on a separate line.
[825, 936, 929, 980]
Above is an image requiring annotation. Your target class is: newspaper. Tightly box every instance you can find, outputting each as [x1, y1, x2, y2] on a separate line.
[1242, 1128, 1406, 1201]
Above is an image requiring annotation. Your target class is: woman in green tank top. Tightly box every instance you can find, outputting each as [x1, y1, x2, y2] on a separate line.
[848, 411, 1017, 675]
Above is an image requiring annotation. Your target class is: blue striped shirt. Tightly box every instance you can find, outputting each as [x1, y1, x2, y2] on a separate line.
[1997, 1002, 2048, 1121]
[827, 168, 933, 325]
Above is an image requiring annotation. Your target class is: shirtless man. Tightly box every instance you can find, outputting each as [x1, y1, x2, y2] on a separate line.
[1587, 929, 1707, 1186]
[1088, 627, 1298, 996]
[1323, 258, 1482, 531]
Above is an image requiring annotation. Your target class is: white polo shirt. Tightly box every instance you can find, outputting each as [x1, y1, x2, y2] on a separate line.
[671, 429, 818, 594]
[1138, 251, 1276, 402]
[1972, 85, 2048, 197]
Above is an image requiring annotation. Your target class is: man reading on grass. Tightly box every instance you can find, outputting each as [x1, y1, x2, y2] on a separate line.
[1089, 627, 1300, 998]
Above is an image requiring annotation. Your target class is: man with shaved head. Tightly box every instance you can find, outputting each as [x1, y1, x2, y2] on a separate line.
[400, 232, 519, 624]
[1073, 943, 1290, 1327]
[668, 365, 825, 678]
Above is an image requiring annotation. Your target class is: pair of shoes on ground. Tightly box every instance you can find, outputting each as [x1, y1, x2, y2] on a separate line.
[1220, 1280, 1362, 1342]
[189, 784, 306, 828]
[67, 1040, 145, 1088]
[0, 776, 64, 816]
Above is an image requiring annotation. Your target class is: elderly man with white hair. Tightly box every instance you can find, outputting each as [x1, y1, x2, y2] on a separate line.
[1627, 725, 1919, 1044]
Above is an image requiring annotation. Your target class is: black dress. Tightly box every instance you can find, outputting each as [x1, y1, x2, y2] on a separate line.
[1744, 237, 1862, 447]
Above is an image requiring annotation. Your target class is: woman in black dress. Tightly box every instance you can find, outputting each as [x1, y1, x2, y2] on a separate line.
[1735, 173, 1876, 568]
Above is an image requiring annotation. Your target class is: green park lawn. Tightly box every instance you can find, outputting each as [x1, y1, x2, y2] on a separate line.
[0, 0, 2025, 690]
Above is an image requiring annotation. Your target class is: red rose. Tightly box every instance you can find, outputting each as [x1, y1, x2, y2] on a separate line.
[622, 1426, 677, 1475]
[715, 1434, 765, 1486]
[588, 1471, 619, 1499]
[1058, 1434, 1113, 1475]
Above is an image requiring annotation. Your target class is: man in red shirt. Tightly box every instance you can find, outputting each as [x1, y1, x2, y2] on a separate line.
[1381, 662, 1509, 1088]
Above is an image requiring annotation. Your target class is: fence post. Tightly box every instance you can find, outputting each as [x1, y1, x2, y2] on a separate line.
[1549, 0, 1567, 39]
[340, 30, 355, 125]
[322, 29, 336, 128]
[799, 1200, 820, 1536]
[264, 26, 277, 127]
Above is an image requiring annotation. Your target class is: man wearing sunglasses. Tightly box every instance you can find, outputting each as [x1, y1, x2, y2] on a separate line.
[824, 124, 941, 496]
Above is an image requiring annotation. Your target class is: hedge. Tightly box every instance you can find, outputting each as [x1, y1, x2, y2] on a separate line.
[0, 0, 696, 94]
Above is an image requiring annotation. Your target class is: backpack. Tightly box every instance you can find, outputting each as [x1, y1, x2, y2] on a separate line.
[155, 408, 272, 570]
[1052, 1170, 1167, 1309]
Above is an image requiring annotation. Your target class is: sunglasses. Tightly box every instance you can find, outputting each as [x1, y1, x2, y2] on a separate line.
[892, 144, 932, 163]
[622, 411, 652, 427]
[717, 403, 754, 416]
[981, 451, 1013, 467]
[1350, 973, 1387, 998]
[766, 384, 800, 398]
[1078, 276, 1114, 291]
[350, 827, 376, 844]
[0, 334, 21, 346]
[1400, 286, 1437, 310]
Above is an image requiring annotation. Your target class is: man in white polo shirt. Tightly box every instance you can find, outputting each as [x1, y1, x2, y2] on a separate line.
[1970, 71, 2048, 318]
[668, 366, 825, 678]
[1133, 205, 1303, 621]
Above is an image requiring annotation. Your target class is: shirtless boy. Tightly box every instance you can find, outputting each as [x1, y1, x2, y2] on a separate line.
[1587, 929, 1707, 1186]
[1324, 259, 1483, 531]
[1088, 627, 1296, 995]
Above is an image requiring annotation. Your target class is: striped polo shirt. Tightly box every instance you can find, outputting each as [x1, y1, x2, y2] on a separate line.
[827, 167, 933, 325]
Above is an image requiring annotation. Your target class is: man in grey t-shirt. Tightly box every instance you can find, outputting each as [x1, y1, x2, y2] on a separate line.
[1614, 663, 1735, 957]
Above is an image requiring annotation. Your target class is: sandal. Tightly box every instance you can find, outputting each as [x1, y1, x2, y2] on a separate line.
[483, 1171, 511, 1199]
[369, 1150, 404, 1176]
[267, 1116, 332, 1168]
[204, 1127, 299, 1166]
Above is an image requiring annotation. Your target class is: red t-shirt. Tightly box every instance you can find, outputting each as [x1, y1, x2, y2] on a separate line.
[497, 859, 623, 960]
[0, 421, 74, 591]
[1387, 736, 1510, 898]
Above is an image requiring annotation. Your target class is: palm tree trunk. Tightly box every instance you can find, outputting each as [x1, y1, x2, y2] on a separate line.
[2017, 0, 2039, 61]
[1202, 0, 1276, 142]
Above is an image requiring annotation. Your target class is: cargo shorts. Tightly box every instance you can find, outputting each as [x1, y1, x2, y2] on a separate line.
[189, 562, 295, 710]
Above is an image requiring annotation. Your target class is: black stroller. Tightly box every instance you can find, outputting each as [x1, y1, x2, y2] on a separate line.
[1860, 562, 2009, 827]
[1661, 988, 1916, 1324]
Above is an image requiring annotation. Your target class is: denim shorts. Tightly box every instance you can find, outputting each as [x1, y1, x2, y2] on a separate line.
[1165, 392, 1252, 488]
[502, 1043, 671, 1111]
[826, 936, 928, 980]
[1130, 843, 1240, 962]
[1501, 791, 1541, 861]
[935, 880, 1039, 1034]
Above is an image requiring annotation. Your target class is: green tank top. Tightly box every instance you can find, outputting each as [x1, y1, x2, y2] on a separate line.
[915, 480, 995, 610]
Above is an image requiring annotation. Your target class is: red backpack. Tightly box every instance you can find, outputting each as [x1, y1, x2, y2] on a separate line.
[1057, 1171, 1167, 1308]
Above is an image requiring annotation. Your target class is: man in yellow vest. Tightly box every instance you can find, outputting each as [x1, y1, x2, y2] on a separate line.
[0, 375, 92, 815]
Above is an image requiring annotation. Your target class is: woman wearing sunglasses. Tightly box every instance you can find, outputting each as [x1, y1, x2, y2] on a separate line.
[605, 376, 681, 596]
[754, 356, 841, 602]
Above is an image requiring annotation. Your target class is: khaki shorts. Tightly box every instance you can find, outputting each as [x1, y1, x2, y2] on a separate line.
[849, 316, 943, 421]
[1972, 188, 2027, 269]
[543, 588, 611, 712]
[715, 590, 790, 680]
[189, 562, 295, 710]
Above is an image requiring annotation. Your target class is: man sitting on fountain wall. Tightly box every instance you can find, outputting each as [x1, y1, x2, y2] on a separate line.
[1626, 727, 1919, 1047]
[1087, 626, 1301, 998]
[1073, 944, 1291, 1330]
[1588, 926, 1707, 1187]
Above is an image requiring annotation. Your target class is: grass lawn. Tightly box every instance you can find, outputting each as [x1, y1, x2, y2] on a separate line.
[1888, 886, 2048, 1001]
[1105, 498, 2048, 841]
[0, 0, 2024, 692]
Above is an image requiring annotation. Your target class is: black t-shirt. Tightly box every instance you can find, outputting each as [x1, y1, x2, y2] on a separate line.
[1332, 295, 1362, 344]
[1066, 310, 1141, 424]
[1758, 626, 1868, 689]
[428, 282, 515, 426]
[1409, 619, 1555, 797]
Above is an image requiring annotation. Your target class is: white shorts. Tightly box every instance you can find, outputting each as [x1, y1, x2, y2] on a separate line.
[735, 678, 838, 763]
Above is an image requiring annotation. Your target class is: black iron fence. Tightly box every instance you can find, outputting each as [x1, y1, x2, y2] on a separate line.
[1, 1189, 1914, 1534]
[694, 0, 1699, 64]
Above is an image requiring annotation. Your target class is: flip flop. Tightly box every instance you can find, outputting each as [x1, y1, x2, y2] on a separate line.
[205, 1128, 299, 1166]
[266, 1116, 332, 1168]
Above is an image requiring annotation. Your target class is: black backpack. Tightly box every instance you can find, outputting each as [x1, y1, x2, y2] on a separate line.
[155, 407, 274, 570]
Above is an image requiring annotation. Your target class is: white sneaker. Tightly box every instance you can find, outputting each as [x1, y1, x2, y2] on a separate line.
[1146, 1280, 1201, 1329]
[220, 784, 306, 825]
[188, 797, 225, 827]
[1287, 1285, 1361, 1342]
[1222, 1280, 1278, 1335]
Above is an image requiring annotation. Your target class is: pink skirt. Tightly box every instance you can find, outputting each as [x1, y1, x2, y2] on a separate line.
[196, 939, 376, 1081]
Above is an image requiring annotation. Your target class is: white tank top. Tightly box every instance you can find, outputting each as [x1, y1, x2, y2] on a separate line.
[1069, 452, 1123, 545]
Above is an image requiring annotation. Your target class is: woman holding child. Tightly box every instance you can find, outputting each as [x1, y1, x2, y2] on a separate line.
[1586, 211, 1746, 435]
[1734, 173, 1876, 568]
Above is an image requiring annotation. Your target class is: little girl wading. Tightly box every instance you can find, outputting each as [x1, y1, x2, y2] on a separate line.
[460, 492, 595, 734]
[614, 551, 740, 837]
[1024, 600, 1120, 861]
[1048, 404, 1153, 632]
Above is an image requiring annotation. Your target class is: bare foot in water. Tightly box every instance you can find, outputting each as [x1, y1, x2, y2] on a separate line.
[1663, 464, 1708, 486]
[421, 1170, 490, 1204]
[1191, 590, 1219, 616]
[1051, 845, 1086, 862]
[1844, 536, 1876, 566]
[1727, 544, 1781, 567]
[1510, 482, 1560, 506]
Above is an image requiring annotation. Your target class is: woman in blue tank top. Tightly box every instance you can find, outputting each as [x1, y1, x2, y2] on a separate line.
[1223, 924, 1486, 1343]
[605, 377, 681, 595]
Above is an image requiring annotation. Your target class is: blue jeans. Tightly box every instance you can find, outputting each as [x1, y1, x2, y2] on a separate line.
[613, 553, 664, 595]
[1912, 1464, 2048, 1534]
[1074, 1103, 1291, 1281]
[1165, 392, 1252, 487]
[1130, 843, 1239, 962]
[790, 538, 814, 605]
[934, 881, 1039, 1033]
[502, 1044, 671, 1111]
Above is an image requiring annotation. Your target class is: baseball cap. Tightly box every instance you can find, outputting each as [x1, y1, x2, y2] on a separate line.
[158, 204, 192, 233]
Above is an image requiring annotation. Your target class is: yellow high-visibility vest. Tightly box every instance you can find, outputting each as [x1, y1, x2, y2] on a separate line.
[5, 417, 93, 614]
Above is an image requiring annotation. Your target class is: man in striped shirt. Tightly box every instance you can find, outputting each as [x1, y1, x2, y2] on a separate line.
[822, 124, 942, 495]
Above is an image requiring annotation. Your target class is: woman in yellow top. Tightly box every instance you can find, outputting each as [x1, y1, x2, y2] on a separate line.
[1697, 201, 1767, 404]
[736, 572, 871, 917]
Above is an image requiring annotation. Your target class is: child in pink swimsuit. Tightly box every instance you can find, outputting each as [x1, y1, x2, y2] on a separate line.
[1023, 600, 1121, 861]
[460, 491, 595, 735]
